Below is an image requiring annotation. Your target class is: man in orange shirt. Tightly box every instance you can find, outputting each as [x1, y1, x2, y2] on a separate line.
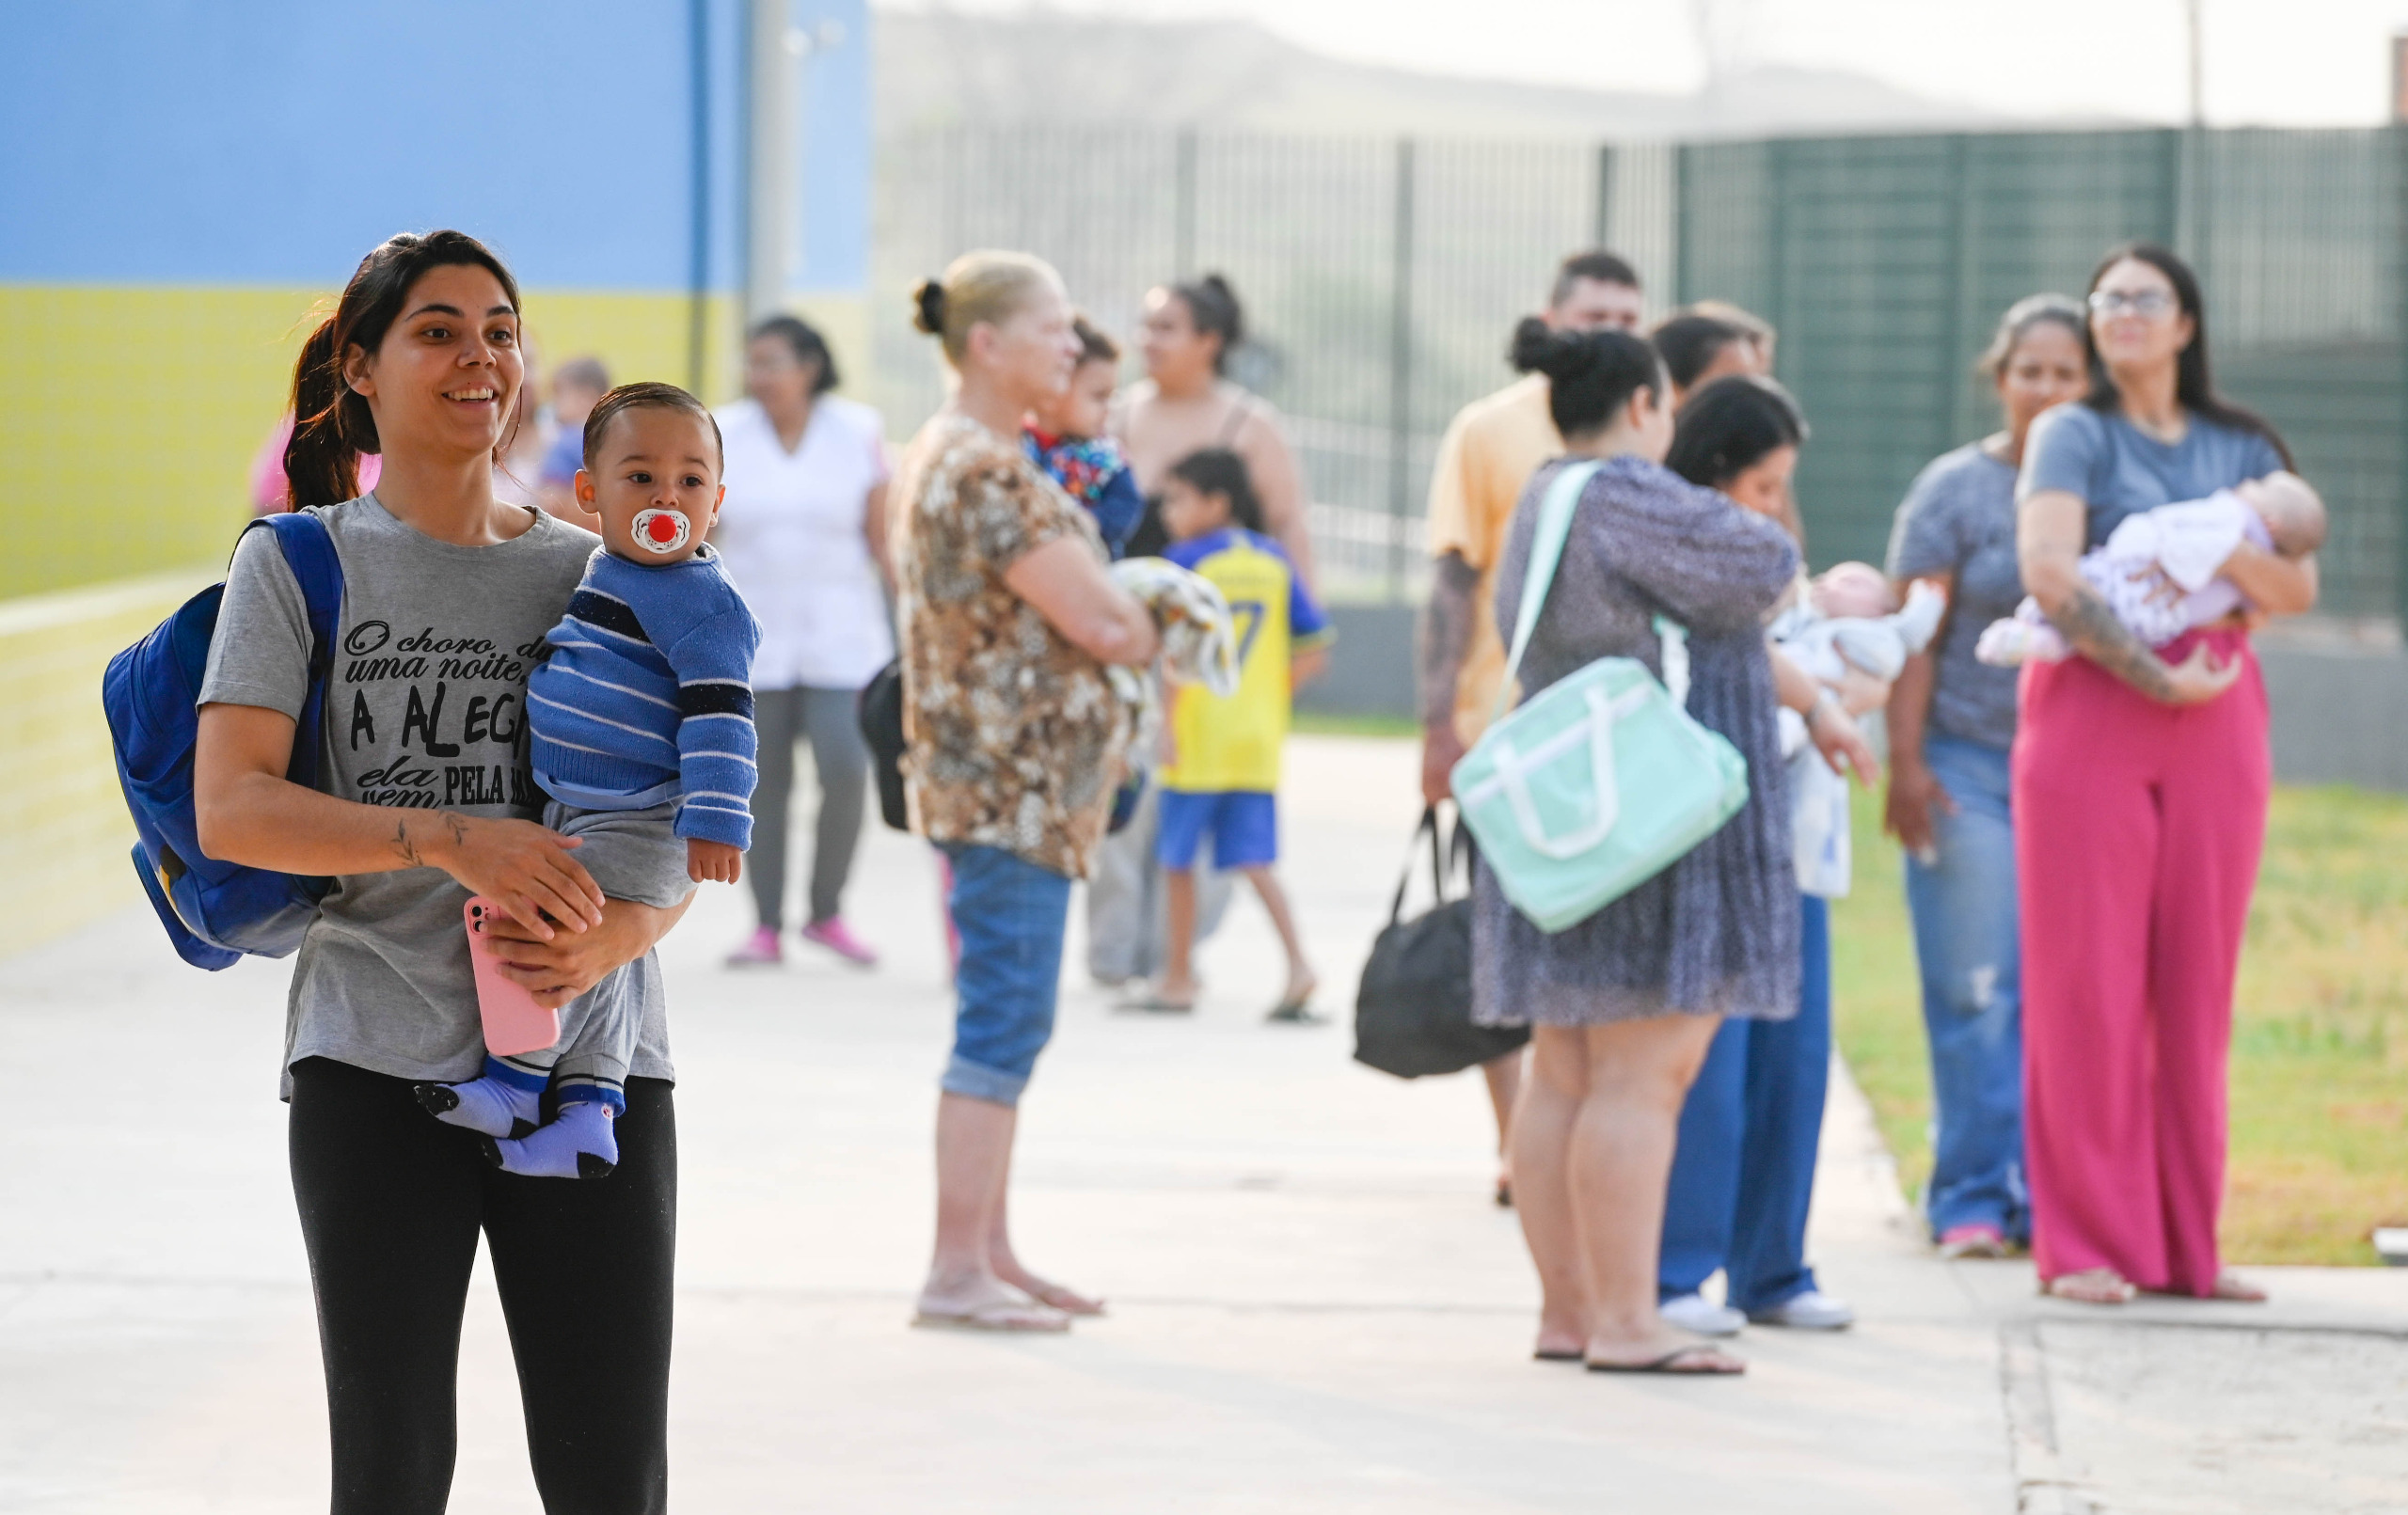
[1417, 249, 1644, 1203]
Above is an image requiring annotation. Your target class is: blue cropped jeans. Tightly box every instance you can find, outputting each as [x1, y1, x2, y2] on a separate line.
[940, 844, 1072, 1108]
[1902, 734, 2028, 1241]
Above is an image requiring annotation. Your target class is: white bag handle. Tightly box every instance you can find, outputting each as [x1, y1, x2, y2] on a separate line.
[1493, 461, 1696, 721]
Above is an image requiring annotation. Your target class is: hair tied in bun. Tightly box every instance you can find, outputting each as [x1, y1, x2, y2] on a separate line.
[911, 278, 947, 337]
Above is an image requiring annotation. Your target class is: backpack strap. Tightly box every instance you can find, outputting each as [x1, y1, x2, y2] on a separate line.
[245, 512, 343, 789]
[1489, 459, 1605, 726]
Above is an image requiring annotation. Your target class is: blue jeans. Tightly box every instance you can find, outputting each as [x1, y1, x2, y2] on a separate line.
[1659, 895, 1830, 1312]
[1902, 734, 2027, 1240]
[940, 844, 1072, 1107]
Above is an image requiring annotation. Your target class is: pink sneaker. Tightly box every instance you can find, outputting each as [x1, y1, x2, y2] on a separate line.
[800, 917, 879, 968]
[724, 925, 783, 968]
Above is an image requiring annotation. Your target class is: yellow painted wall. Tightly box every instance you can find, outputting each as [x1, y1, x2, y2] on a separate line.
[0, 283, 745, 605]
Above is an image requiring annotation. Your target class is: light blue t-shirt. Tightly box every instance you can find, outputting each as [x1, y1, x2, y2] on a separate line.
[2019, 402, 2285, 550]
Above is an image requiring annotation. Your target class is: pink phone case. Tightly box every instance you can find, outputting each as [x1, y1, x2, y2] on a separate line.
[465, 897, 561, 1057]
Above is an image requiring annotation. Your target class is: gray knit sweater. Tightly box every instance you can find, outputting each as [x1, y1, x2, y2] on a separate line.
[1471, 453, 1803, 1027]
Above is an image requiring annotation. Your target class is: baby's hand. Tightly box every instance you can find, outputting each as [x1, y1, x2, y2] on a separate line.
[687, 838, 743, 884]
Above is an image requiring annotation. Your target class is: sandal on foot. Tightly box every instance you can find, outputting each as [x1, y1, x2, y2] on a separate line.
[2210, 1271, 2269, 1302]
[1117, 991, 1195, 1014]
[2043, 1268, 2136, 1305]
[911, 1298, 1071, 1333]
[1020, 1281, 1107, 1318]
[1586, 1344, 1746, 1375]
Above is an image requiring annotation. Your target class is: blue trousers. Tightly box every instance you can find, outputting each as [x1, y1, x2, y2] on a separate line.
[1902, 734, 2028, 1240]
[1658, 894, 1830, 1312]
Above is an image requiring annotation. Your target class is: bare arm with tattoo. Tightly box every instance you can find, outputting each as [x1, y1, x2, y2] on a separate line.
[2019, 488, 2240, 705]
[1418, 551, 1481, 805]
[194, 702, 607, 938]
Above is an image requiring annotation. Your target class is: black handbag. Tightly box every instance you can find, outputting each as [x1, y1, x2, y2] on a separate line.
[857, 659, 911, 831]
[1353, 807, 1529, 1080]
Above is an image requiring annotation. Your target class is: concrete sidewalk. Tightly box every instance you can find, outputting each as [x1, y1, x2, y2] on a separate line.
[3, 735, 2401, 1513]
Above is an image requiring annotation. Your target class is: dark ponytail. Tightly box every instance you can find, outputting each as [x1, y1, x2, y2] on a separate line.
[284, 229, 522, 509]
[1168, 273, 1244, 374]
[1509, 317, 1666, 437]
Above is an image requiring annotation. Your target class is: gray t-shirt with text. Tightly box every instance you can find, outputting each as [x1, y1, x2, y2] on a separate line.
[199, 496, 677, 1096]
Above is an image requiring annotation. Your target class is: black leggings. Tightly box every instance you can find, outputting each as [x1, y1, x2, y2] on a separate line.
[288, 1056, 675, 1515]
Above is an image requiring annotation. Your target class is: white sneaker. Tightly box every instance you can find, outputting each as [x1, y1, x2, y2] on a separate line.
[1748, 1289, 1855, 1330]
[1658, 1292, 1746, 1336]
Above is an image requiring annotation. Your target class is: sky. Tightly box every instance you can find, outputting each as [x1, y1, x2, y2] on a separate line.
[889, 0, 2408, 125]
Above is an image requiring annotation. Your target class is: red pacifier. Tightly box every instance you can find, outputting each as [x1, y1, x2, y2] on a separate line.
[630, 508, 690, 555]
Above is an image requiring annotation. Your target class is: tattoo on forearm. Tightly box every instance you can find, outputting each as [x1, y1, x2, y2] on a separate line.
[389, 812, 470, 870]
[1418, 553, 1480, 724]
[2043, 583, 2172, 699]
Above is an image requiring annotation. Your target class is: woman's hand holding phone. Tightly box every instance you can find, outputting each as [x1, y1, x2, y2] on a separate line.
[420, 813, 606, 939]
[482, 897, 689, 1010]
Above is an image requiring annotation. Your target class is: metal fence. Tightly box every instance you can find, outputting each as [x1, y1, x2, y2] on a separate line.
[869, 123, 2407, 620]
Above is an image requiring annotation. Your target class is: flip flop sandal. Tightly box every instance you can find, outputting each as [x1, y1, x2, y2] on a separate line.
[1586, 1345, 1746, 1375]
[2041, 1270, 2137, 1305]
[1265, 1001, 1325, 1024]
[911, 1299, 1072, 1333]
[1533, 1347, 1584, 1363]
[1117, 992, 1196, 1014]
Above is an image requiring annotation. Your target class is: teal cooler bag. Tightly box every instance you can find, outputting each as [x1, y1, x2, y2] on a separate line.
[1450, 460, 1749, 934]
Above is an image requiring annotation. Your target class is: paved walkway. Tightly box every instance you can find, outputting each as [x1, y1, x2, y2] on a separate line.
[3, 735, 2401, 1512]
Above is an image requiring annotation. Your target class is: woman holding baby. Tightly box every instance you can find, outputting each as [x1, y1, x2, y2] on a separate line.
[2015, 243, 2318, 1304]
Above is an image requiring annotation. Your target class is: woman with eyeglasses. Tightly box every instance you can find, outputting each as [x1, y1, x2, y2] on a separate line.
[2014, 244, 2315, 1306]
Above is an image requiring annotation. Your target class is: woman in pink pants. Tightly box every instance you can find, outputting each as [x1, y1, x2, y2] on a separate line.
[2013, 244, 2319, 1305]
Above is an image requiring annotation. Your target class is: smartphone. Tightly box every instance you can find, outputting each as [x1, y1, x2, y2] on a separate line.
[465, 897, 561, 1057]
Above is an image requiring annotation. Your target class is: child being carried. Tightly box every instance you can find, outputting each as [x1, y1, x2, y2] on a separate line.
[1976, 471, 2324, 667]
[416, 383, 761, 1178]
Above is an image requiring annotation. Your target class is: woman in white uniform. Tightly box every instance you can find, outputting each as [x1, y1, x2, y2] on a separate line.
[717, 315, 894, 967]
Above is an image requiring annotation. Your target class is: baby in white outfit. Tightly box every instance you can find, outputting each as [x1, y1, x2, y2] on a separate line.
[1784, 561, 1948, 683]
[1976, 471, 2325, 667]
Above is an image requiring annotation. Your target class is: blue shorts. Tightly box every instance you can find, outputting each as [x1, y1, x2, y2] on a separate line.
[1156, 789, 1277, 871]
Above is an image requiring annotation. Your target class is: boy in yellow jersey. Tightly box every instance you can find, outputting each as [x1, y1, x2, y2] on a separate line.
[1141, 449, 1333, 1021]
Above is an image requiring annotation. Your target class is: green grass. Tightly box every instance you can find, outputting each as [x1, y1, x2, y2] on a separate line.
[1830, 782, 2408, 1266]
[1291, 710, 1422, 739]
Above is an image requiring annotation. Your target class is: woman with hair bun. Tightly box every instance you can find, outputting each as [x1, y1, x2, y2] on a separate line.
[892, 249, 1161, 1331]
[1477, 318, 1801, 1376]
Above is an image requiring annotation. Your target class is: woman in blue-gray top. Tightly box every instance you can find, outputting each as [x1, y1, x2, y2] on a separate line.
[193, 231, 688, 1512]
[2017, 244, 2315, 1307]
[1880, 294, 2088, 1259]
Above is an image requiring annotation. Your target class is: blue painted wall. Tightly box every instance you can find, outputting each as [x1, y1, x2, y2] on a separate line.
[0, 0, 870, 296]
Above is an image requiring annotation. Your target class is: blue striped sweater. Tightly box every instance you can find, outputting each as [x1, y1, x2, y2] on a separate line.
[528, 545, 763, 848]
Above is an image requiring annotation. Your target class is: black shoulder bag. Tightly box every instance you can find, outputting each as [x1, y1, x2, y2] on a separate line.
[1353, 806, 1529, 1080]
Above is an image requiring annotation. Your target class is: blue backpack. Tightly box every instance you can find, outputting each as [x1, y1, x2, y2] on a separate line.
[103, 512, 344, 970]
